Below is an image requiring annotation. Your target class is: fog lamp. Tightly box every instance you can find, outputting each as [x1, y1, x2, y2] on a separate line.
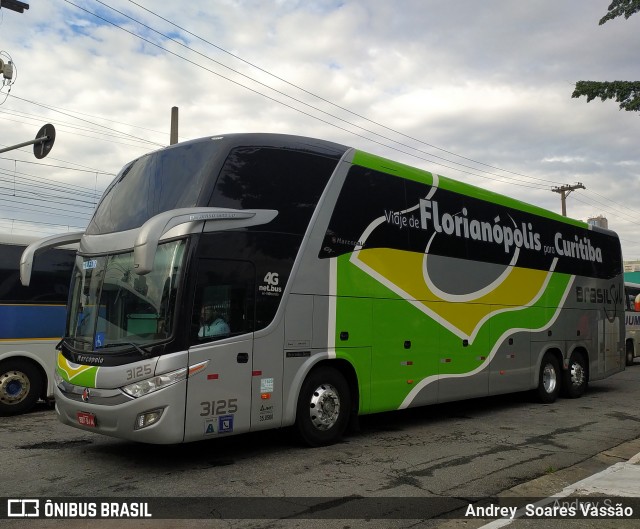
[134, 408, 164, 430]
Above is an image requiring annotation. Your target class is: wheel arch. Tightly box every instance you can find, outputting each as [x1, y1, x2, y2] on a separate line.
[532, 345, 563, 387]
[283, 354, 359, 427]
[0, 352, 50, 400]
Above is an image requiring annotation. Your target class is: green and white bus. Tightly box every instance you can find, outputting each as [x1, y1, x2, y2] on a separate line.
[21, 133, 625, 446]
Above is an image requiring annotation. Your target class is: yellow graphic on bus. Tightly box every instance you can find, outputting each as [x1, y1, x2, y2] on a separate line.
[56, 352, 99, 387]
[356, 247, 552, 340]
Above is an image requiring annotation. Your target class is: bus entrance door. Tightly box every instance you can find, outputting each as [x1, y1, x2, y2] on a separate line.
[182, 259, 256, 442]
[184, 337, 254, 442]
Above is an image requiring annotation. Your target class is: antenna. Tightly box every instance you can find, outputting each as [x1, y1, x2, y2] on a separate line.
[0, 58, 14, 80]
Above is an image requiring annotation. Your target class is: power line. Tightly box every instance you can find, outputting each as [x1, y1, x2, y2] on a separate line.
[1, 100, 172, 139]
[128, 0, 568, 188]
[0, 155, 114, 176]
[6, 93, 165, 148]
[0, 108, 163, 148]
[66, 0, 560, 191]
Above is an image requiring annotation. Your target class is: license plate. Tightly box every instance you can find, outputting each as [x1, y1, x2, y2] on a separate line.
[77, 411, 96, 427]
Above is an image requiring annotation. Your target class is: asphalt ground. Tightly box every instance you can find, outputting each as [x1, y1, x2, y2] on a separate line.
[4, 433, 640, 528]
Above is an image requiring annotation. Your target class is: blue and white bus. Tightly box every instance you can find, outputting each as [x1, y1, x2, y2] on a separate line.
[625, 281, 640, 366]
[0, 233, 75, 415]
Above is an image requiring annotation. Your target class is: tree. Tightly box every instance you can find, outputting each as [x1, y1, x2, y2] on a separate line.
[571, 0, 640, 112]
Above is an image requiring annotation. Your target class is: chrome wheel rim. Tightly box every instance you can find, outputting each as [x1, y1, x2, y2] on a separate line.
[542, 363, 557, 394]
[570, 361, 585, 387]
[308, 383, 341, 431]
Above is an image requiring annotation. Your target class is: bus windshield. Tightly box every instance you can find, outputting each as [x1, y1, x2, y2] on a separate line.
[66, 239, 187, 352]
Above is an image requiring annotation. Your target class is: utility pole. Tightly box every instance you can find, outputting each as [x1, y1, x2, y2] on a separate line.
[552, 182, 585, 217]
[170, 106, 178, 145]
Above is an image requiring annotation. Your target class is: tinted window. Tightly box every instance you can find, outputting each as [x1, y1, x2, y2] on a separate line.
[86, 141, 220, 234]
[626, 286, 640, 311]
[0, 244, 74, 304]
[208, 147, 337, 235]
[190, 259, 255, 344]
[195, 231, 299, 330]
[320, 165, 409, 258]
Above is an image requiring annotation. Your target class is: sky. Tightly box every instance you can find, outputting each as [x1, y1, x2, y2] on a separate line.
[1, 0, 639, 260]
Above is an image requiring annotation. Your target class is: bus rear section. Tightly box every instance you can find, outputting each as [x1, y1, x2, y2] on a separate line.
[311, 151, 624, 425]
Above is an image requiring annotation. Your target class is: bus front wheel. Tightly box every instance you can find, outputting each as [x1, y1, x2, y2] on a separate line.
[0, 359, 43, 416]
[296, 367, 351, 447]
[536, 353, 561, 404]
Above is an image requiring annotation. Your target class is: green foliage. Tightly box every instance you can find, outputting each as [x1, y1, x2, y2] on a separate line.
[573, 2, 639, 112]
[572, 81, 640, 112]
[599, 0, 640, 25]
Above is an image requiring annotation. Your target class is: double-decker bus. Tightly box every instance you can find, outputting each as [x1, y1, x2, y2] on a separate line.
[1, 233, 75, 415]
[624, 281, 640, 366]
[20, 133, 625, 445]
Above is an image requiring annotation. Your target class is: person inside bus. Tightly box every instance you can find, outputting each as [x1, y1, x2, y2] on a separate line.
[198, 304, 230, 338]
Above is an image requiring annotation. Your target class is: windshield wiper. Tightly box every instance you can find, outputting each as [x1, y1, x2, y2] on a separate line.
[101, 342, 152, 357]
[56, 337, 92, 351]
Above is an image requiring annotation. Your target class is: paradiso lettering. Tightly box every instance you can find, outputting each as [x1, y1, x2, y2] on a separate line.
[383, 198, 603, 264]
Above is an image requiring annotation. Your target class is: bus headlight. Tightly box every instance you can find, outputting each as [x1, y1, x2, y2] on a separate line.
[121, 367, 187, 398]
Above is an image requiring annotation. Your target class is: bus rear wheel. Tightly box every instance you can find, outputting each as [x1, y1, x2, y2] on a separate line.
[536, 353, 560, 404]
[626, 342, 635, 366]
[562, 352, 587, 399]
[296, 366, 351, 447]
[0, 359, 43, 416]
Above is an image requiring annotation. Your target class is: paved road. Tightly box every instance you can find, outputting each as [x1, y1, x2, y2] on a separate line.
[3, 362, 640, 528]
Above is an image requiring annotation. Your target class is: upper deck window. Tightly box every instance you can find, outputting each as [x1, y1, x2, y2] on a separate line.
[208, 147, 338, 235]
[86, 140, 341, 236]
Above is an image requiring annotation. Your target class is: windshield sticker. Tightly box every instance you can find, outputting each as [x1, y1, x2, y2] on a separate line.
[94, 332, 105, 349]
[82, 259, 97, 270]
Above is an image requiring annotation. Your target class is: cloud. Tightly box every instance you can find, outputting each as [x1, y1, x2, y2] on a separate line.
[0, 0, 639, 257]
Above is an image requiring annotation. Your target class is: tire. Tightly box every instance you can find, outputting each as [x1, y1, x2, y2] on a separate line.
[296, 366, 351, 447]
[536, 353, 561, 404]
[0, 359, 43, 416]
[626, 342, 635, 367]
[562, 351, 588, 399]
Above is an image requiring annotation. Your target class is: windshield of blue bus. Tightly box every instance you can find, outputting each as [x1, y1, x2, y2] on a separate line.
[66, 239, 187, 352]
